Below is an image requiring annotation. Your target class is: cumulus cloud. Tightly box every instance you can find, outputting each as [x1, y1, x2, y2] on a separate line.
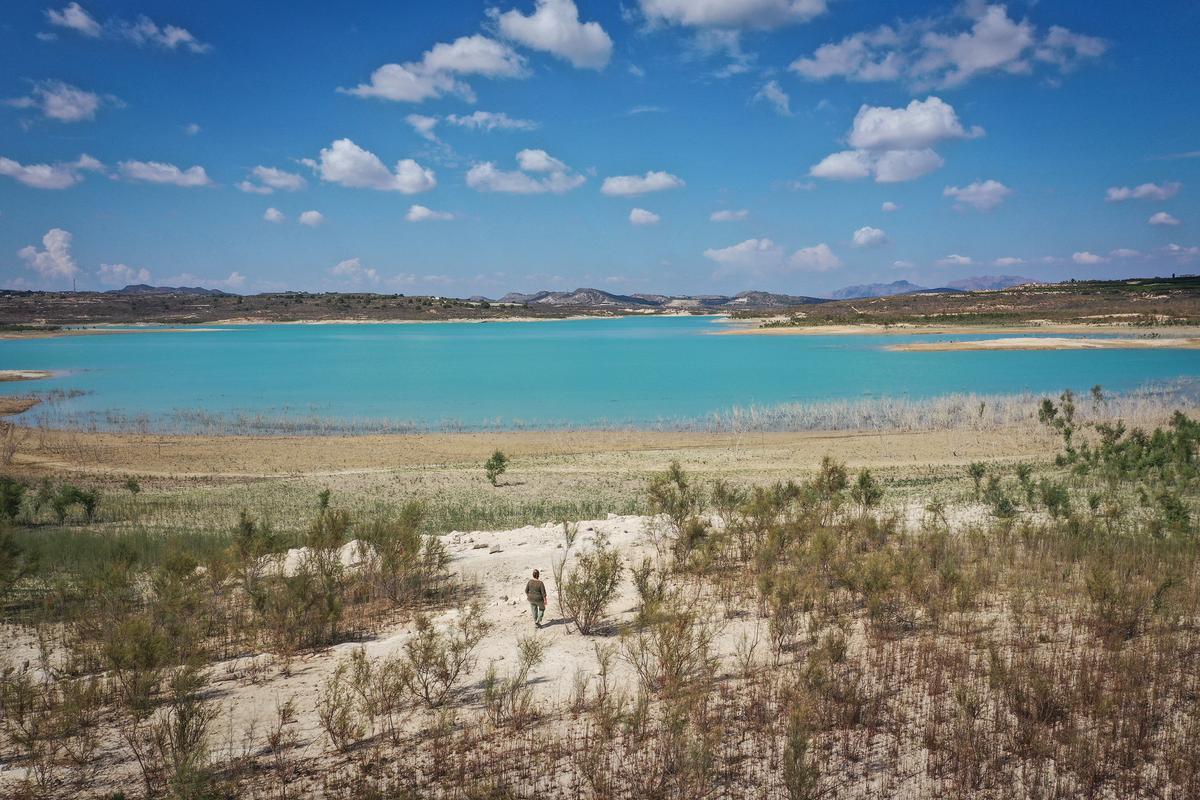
[1149, 211, 1180, 226]
[1072, 251, 1106, 264]
[710, 209, 749, 222]
[299, 210, 325, 227]
[1105, 181, 1182, 202]
[944, 179, 1012, 211]
[183, 122, 201, 136]
[467, 149, 585, 194]
[639, 0, 827, 29]
[753, 80, 791, 116]
[7, 80, 113, 123]
[630, 208, 661, 225]
[881, 201, 899, 212]
[893, 259, 915, 269]
[18, 228, 80, 281]
[1109, 248, 1141, 259]
[237, 165, 306, 194]
[493, 0, 613, 70]
[98, 263, 150, 286]
[848, 97, 983, 150]
[118, 160, 212, 187]
[47, 3, 210, 52]
[406, 204, 456, 222]
[790, 4, 1104, 89]
[810, 97, 977, 183]
[601, 170, 685, 196]
[342, 35, 525, 103]
[309, 139, 436, 193]
[330, 258, 379, 287]
[993, 256, 1026, 266]
[0, 153, 103, 189]
[704, 238, 840, 275]
[852, 226, 888, 248]
[263, 207, 285, 223]
[163, 271, 245, 290]
[936, 254, 973, 266]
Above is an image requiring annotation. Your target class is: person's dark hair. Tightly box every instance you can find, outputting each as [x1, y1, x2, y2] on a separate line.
[532, 569, 539, 579]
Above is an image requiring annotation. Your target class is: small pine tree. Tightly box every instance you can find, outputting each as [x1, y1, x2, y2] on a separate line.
[485, 450, 508, 486]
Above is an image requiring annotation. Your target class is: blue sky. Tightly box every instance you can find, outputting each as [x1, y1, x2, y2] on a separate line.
[1, 0, 1198, 297]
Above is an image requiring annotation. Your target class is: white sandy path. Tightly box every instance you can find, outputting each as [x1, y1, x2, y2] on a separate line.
[886, 336, 1200, 352]
[210, 514, 751, 749]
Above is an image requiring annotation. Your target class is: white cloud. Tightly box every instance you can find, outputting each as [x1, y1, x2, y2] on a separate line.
[117, 15, 210, 53]
[848, 96, 983, 151]
[7, 80, 107, 123]
[811, 97, 977, 183]
[98, 263, 150, 286]
[1105, 181, 1182, 202]
[0, 153, 103, 189]
[406, 204, 456, 222]
[46, 3, 101, 37]
[311, 139, 436, 193]
[1072, 251, 1106, 264]
[493, 0, 613, 70]
[263, 207, 285, 223]
[1162, 244, 1200, 260]
[790, 4, 1104, 88]
[944, 179, 1012, 211]
[881, 201, 899, 212]
[704, 238, 839, 275]
[1109, 248, 1141, 259]
[18, 228, 80, 281]
[184, 122, 201, 136]
[809, 150, 872, 180]
[299, 210, 325, 227]
[237, 165, 306, 194]
[639, 0, 827, 29]
[1149, 211, 1180, 226]
[893, 259, 914, 269]
[753, 80, 791, 116]
[406, 114, 441, 142]
[790, 243, 841, 271]
[874, 149, 944, 183]
[851, 226, 888, 248]
[118, 160, 212, 187]
[517, 148, 568, 173]
[630, 208, 661, 225]
[48, 4, 210, 52]
[342, 35, 525, 104]
[936, 254, 973, 266]
[445, 111, 538, 131]
[710, 209, 749, 222]
[466, 149, 585, 194]
[330, 258, 379, 287]
[993, 256, 1026, 266]
[601, 170, 685, 196]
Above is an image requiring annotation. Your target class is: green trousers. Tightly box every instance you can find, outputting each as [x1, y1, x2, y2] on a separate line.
[530, 602, 545, 623]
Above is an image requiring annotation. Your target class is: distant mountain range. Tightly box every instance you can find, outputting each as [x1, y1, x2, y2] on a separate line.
[103, 276, 1034, 308]
[496, 288, 825, 309]
[830, 275, 1034, 300]
[109, 284, 232, 297]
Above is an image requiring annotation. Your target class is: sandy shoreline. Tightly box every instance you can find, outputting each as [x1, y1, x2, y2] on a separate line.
[716, 322, 1200, 337]
[887, 336, 1200, 351]
[0, 369, 51, 382]
[9, 425, 1071, 478]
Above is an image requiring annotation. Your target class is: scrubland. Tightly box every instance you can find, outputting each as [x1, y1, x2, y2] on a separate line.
[0, 390, 1198, 798]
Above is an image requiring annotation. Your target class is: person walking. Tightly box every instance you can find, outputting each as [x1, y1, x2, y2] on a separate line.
[525, 569, 547, 628]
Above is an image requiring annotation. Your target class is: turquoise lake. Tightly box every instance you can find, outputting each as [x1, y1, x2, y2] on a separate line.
[2, 316, 1199, 432]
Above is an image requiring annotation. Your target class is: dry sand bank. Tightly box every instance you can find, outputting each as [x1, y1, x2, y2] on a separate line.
[716, 322, 1200, 337]
[0, 326, 213, 341]
[0, 396, 40, 415]
[0, 370, 51, 382]
[11, 426, 1065, 479]
[887, 336, 1200, 352]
